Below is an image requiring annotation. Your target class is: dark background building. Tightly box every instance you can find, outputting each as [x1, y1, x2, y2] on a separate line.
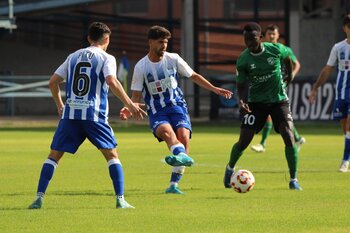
[0, 0, 348, 120]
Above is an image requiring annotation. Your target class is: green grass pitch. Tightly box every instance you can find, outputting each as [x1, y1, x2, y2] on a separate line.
[0, 121, 349, 233]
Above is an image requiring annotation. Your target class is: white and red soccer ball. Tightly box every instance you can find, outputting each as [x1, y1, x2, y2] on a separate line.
[230, 169, 255, 193]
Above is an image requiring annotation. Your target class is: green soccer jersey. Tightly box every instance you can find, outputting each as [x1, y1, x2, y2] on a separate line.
[236, 42, 289, 103]
[285, 46, 297, 63]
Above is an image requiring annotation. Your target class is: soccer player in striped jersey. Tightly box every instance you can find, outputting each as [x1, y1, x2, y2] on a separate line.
[120, 25, 232, 194]
[251, 24, 305, 153]
[28, 22, 146, 209]
[309, 14, 350, 172]
[223, 22, 302, 190]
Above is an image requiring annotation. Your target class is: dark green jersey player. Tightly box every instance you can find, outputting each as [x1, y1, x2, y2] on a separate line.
[236, 42, 289, 103]
[223, 22, 302, 191]
[250, 24, 305, 154]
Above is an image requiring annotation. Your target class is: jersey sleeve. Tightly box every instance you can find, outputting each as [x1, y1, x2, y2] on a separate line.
[276, 43, 289, 60]
[103, 55, 117, 78]
[131, 62, 144, 91]
[326, 44, 338, 66]
[54, 56, 70, 80]
[286, 46, 297, 63]
[176, 54, 194, 78]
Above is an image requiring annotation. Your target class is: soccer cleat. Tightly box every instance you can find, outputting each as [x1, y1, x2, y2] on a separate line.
[28, 197, 43, 209]
[223, 165, 234, 188]
[296, 137, 306, 152]
[289, 180, 303, 191]
[116, 198, 135, 209]
[338, 160, 349, 173]
[165, 185, 184, 194]
[164, 152, 194, 167]
[251, 144, 265, 153]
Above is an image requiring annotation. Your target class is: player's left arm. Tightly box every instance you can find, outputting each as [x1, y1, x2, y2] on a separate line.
[278, 44, 294, 86]
[189, 72, 233, 99]
[292, 58, 301, 78]
[282, 56, 293, 86]
[107, 76, 146, 120]
[287, 47, 301, 78]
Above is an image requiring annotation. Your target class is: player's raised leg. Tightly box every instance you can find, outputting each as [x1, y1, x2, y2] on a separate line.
[156, 124, 194, 167]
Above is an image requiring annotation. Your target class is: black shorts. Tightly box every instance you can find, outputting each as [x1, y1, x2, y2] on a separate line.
[240, 101, 293, 134]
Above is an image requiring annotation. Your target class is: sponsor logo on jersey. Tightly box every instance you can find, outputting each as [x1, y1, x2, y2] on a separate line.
[148, 76, 177, 95]
[250, 64, 256, 70]
[339, 60, 350, 70]
[253, 73, 274, 83]
[66, 98, 93, 109]
[267, 57, 276, 65]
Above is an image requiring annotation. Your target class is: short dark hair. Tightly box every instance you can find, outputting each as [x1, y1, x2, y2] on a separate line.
[243, 22, 262, 33]
[88, 22, 111, 42]
[265, 24, 280, 33]
[147, 25, 171, 40]
[343, 14, 350, 26]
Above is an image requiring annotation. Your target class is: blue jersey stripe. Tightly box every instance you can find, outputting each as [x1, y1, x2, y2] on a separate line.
[336, 70, 345, 100]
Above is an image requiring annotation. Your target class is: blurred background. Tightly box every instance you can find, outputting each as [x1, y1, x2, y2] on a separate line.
[0, 0, 347, 121]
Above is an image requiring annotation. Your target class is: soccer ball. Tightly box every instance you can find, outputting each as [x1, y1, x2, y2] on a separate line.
[230, 169, 255, 193]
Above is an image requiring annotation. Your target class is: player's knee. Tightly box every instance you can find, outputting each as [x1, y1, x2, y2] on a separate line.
[177, 134, 189, 146]
[156, 128, 174, 141]
[176, 129, 190, 145]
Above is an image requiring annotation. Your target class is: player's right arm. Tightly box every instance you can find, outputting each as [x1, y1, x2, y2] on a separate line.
[235, 58, 251, 113]
[309, 44, 337, 104]
[309, 65, 335, 104]
[49, 74, 65, 117]
[119, 91, 143, 120]
[237, 82, 251, 113]
[107, 76, 146, 120]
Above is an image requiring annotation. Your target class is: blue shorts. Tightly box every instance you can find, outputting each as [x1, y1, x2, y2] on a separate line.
[149, 105, 192, 142]
[332, 99, 350, 120]
[51, 119, 117, 154]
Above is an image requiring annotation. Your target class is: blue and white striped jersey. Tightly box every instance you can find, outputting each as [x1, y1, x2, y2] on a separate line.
[131, 52, 194, 115]
[55, 46, 117, 122]
[327, 39, 350, 101]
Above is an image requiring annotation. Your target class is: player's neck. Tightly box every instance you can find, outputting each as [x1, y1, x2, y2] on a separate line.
[147, 53, 162, 62]
[90, 43, 106, 51]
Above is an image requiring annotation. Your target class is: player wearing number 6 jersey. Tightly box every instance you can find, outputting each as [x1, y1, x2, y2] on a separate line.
[28, 22, 146, 210]
[223, 22, 302, 190]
